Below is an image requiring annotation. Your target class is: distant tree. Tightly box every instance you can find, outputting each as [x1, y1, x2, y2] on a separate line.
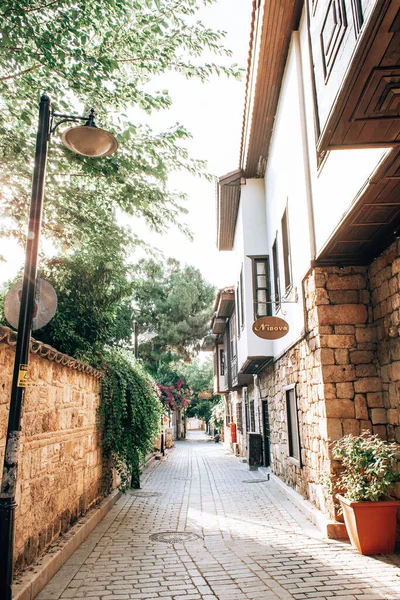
[179, 357, 214, 394]
[180, 358, 219, 424]
[132, 258, 215, 370]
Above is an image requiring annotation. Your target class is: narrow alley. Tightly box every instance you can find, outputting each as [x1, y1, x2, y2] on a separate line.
[37, 438, 400, 600]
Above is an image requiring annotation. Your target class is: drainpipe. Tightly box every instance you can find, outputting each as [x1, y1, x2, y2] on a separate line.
[293, 31, 316, 261]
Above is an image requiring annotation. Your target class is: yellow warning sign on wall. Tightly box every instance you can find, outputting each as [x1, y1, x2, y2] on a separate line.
[17, 364, 28, 388]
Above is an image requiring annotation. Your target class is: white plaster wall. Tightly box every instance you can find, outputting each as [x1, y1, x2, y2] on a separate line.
[233, 181, 274, 370]
[263, 37, 309, 356]
[227, 9, 388, 367]
[258, 15, 387, 358]
[298, 12, 387, 255]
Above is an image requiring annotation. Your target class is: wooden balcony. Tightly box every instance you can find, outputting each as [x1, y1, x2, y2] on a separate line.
[308, 0, 400, 155]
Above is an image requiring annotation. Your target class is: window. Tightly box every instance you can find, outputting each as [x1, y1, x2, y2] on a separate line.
[281, 207, 292, 292]
[272, 235, 280, 310]
[225, 400, 231, 426]
[286, 385, 301, 466]
[244, 388, 250, 433]
[350, 0, 364, 36]
[229, 313, 237, 359]
[236, 403, 243, 433]
[251, 256, 271, 319]
[236, 286, 240, 333]
[219, 348, 225, 377]
[250, 398, 255, 432]
[239, 268, 245, 328]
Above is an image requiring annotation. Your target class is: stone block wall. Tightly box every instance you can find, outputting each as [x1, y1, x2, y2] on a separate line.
[0, 327, 103, 573]
[311, 266, 384, 442]
[369, 240, 400, 443]
[252, 255, 400, 521]
[256, 334, 329, 514]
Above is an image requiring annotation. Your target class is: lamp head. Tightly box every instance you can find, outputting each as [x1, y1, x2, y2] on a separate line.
[61, 109, 118, 157]
[139, 330, 158, 342]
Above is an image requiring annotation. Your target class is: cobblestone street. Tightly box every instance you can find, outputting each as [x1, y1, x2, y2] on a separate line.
[37, 438, 400, 600]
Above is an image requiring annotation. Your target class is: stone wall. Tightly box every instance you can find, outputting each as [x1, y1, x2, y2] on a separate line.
[369, 240, 400, 443]
[0, 327, 103, 573]
[311, 266, 383, 442]
[257, 333, 329, 513]
[247, 257, 400, 520]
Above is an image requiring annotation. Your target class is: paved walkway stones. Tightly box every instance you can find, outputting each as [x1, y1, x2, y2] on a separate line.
[37, 439, 400, 600]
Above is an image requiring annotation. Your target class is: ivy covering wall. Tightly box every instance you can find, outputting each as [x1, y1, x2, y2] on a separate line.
[98, 348, 162, 490]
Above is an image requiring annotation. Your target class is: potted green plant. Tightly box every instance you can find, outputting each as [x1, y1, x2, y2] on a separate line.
[329, 432, 400, 555]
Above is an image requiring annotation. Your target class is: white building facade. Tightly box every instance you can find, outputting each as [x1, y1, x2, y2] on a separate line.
[211, 0, 400, 535]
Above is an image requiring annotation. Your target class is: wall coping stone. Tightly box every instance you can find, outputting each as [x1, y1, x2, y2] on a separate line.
[0, 325, 101, 379]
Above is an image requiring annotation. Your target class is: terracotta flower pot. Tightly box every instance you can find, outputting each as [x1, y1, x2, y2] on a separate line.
[337, 494, 400, 555]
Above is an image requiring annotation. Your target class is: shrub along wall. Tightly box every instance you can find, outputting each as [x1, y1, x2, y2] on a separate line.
[0, 326, 103, 573]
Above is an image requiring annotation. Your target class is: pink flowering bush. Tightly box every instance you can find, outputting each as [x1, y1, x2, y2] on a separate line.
[157, 378, 194, 411]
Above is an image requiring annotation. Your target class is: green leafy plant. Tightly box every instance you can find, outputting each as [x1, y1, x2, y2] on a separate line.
[34, 245, 134, 360]
[181, 358, 220, 425]
[0, 0, 241, 262]
[98, 347, 162, 491]
[132, 258, 215, 369]
[210, 397, 224, 432]
[328, 432, 400, 502]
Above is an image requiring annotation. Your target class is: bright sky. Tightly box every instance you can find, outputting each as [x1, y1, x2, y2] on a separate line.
[0, 0, 251, 290]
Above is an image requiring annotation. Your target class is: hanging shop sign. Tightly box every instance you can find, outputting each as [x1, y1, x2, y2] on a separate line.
[198, 391, 213, 401]
[252, 316, 289, 340]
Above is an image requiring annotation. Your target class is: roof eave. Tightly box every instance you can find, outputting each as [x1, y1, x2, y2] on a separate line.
[240, 0, 304, 178]
[216, 169, 243, 251]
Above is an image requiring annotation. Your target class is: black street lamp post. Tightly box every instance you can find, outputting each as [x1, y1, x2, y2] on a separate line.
[0, 94, 118, 600]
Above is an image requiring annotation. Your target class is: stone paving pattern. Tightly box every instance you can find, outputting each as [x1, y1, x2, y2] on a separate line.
[37, 436, 400, 600]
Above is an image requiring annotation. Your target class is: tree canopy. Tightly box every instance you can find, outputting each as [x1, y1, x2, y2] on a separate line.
[0, 0, 240, 258]
[35, 243, 134, 360]
[179, 358, 219, 424]
[131, 257, 215, 368]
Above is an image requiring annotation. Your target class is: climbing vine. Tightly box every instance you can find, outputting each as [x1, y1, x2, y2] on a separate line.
[157, 378, 194, 411]
[98, 348, 162, 491]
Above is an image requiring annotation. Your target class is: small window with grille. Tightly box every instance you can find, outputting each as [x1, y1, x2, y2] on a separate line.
[219, 348, 225, 376]
[286, 385, 302, 466]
